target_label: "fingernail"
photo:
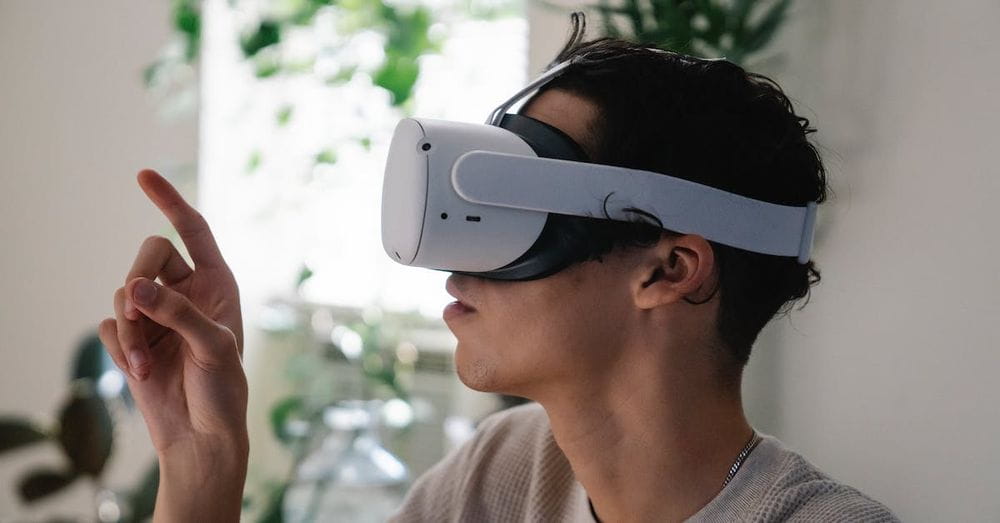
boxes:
[128,350,149,379]
[134,280,157,306]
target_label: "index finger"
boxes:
[137,169,225,269]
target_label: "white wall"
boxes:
[530,1,1000,521]
[0,1,196,518]
[751,2,1000,521]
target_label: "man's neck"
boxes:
[535,352,753,522]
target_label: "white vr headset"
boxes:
[381,59,818,281]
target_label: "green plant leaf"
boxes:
[647,0,693,54]
[315,149,337,165]
[276,105,294,127]
[72,333,112,382]
[732,0,757,29]
[383,6,434,56]
[128,461,160,523]
[324,65,359,86]
[283,57,316,74]
[270,396,305,445]
[296,265,314,290]
[173,0,202,62]
[741,0,791,54]
[71,332,133,408]
[0,417,49,455]
[255,55,282,78]
[58,382,113,478]
[593,2,626,37]
[585,0,792,65]
[18,468,77,503]
[623,0,647,38]
[241,20,283,58]
[247,150,263,173]
[173,1,200,35]
[694,1,728,43]
[373,54,420,106]
[256,484,288,523]
[143,60,163,88]
[289,0,335,25]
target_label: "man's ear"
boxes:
[634,234,717,310]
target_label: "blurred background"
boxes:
[1,0,998,521]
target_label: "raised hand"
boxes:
[97,169,248,522]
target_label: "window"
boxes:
[199,1,526,319]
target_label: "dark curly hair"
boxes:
[524,15,827,368]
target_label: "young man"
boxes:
[99,21,897,523]
[388,30,898,523]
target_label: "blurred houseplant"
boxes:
[246,297,421,522]
[582,0,791,66]
[146,0,440,159]
[0,334,158,523]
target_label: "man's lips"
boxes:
[445,275,478,311]
[443,301,477,321]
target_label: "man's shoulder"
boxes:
[743,437,899,522]
[693,435,897,522]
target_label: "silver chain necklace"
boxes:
[721,430,761,489]
[587,430,764,522]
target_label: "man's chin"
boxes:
[455,353,501,393]
[453,342,535,397]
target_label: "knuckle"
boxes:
[194,341,236,373]
[141,234,171,253]
[214,324,237,347]
[166,294,191,322]
[169,295,204,332]
[187,325,239,374]
[180,211,209,237]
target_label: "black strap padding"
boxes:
[499,113,589,162]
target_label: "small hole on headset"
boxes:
[465,216,481,222]
[440,213,448,219]
[421,143,432,151]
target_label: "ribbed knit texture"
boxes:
[390,403,898,522]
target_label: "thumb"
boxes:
[126,277,238,369]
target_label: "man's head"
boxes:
[445,24,827,398]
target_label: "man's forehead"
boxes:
[522,89,600,159]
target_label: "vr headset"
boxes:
[381,59,818,281]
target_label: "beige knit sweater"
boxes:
[390,403,898,522]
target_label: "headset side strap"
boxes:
[453,150,816,261]
[798,201,818,263]
[486,60,576,126]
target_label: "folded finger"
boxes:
[115,286,152,381]
[136,169,226,270]
[124,235,194,320]
[98,318,129,375]
[127,277,237,370]
[127,235,193,286]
